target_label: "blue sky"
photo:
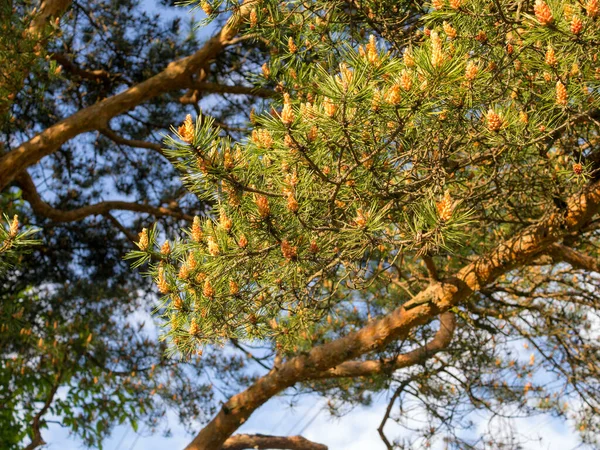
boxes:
[44,393,582,450]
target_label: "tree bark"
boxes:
[222,434,327,450]
[313,311,456,379]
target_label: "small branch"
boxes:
[377,380,411,450]
[16,171,192,222]
[222,434,327,450]
[186,82,275,99]
[100,127,166,157]
[24,356,67,450]
[230,338,272,371]
[51,53,113,82]
[104,213,137,244]
[422,255,438,282]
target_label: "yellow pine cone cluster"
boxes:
[281,239,297,261]
[220,210,232,232]
[192,216,203,243]
[556,81,568,106]
[442,21,457,39]
[366,34,378,64]
[262,63,270,78]
[178,114,195,144]
[9,215,19,237]
[571,15,583,34]
[200,1,212,15]
[229,280,239,295]
[385,84,402,105]
[286,193,299,212]
[486,109,503,132]
[400,70,412,91]
[189,318,200,336]
[157,267,169,294]
[586,0,598,18]
[545,46,557,66]
[430,31,445,68]
[178,263,190,280]
[288,36,298,53]
[207,236,220,256]
[465,61,478,81]
[354,208,368,228]
[371,89,382,111]
[403,49,415,67]
[322,97,337,117]
[281,93,294,125]
[255,195,270,218]
[249,8,258,28]
[359,35,379,64]
[203,279,214,298]
[336,63,354,89]
[251,128,274,148]
[436,191,455,222]
[137,228,149,251]
[534,0,553,25]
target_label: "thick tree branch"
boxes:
[184,180,600,450]
[16,172,192,222]
[314,312,456,379]
[547,243,600,272]
[0,0,255,191]
[221,434,327,450]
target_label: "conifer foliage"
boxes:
[128,0,600,447]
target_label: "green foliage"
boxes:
[133,0,599,349]
[1,0,271,447]
[129,0,600,446]
[0,213,39,275]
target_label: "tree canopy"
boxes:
[3,0,600,449]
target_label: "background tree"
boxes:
[128,0,600,449]
[1,0,275,448]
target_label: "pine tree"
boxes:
[129,0,600,448]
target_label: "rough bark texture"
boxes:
[184,180,600,450]
[315,312,456,379]
[221,434,327,450]
[548,243,600,272]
